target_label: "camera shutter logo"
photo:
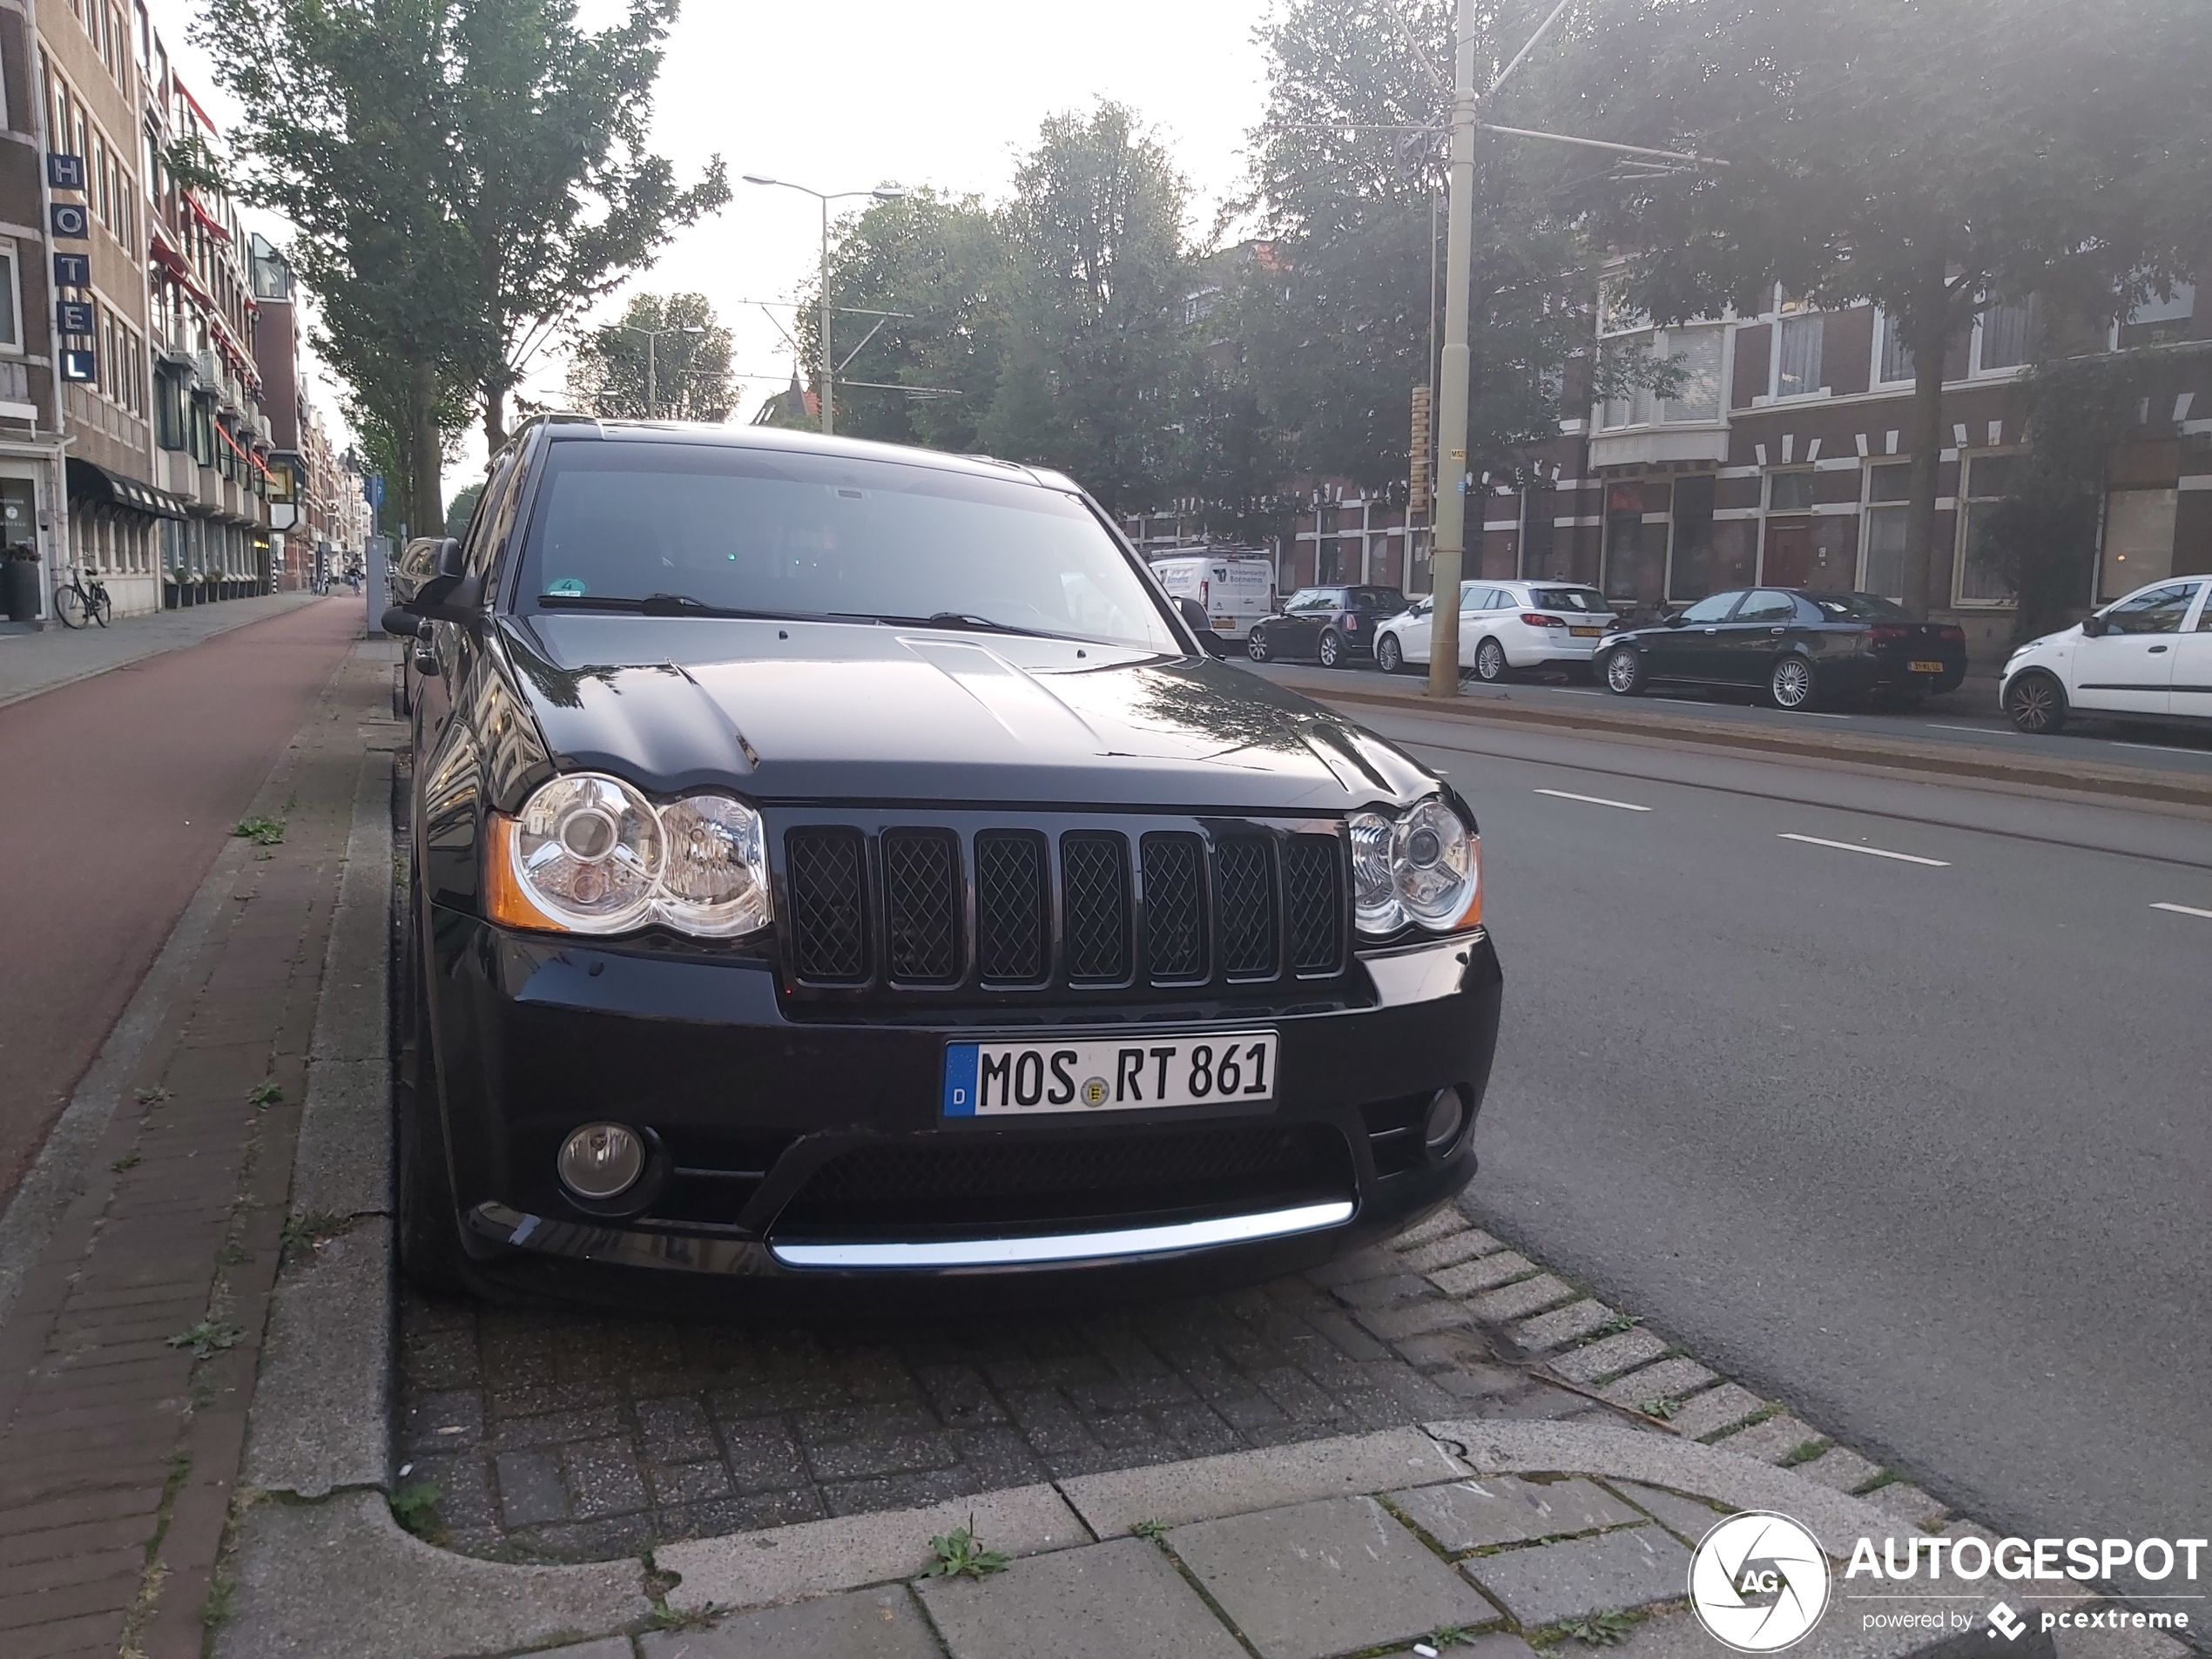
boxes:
[1689,1512,1832,1652]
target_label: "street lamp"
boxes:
[620,320,707,420]
[741,173,908,435]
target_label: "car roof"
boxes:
[532,414,1077,494]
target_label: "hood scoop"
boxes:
[895,636,1108,754]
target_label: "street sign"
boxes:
[56,300,94,337]
[46,152,86,190]
[50,203,88,239]
[1408,385,1433,516]
[363,474,385,510]
[59,350,96,382]
[52,253,89,287]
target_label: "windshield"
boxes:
[1530,587,1613,613]
[1804,592,1909,620]
[1347,587,1406,610]
[516,442,1179,652]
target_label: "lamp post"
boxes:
[621,320,707,420]
[741,174,908,434]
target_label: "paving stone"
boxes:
[917,1535,1245,1659]
[1864,1480,1947,1527]
[643,1583,938,1659]
[1355,1298,1479,1342]
[1390,1474,1645,1551]
[1170,1495,1496,1659]
[1796,1445,1884,1494]
[495,1449,570,1527]
[563,1438,649,1519]
[1399,1229,1509,1275]
[1464,1275,1579,1324]
[1545,1331,1666,1386]
[635,1398,718,1463]
[1512,1301,1617,1354]
[1707,1415,1823,1467]
[1599,1359,1720,1411]
[1460,1525,1693,1629]
[1429,1251,1537,1298]
[1608,1481,1734,1546]
[1392,1210,1474,1251]
[1663,1384,1766,1443]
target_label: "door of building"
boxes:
[1762,518,1815,586]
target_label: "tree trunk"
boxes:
[1898,261,1953,622]
[408,361,445,543]
[482,380,507,457]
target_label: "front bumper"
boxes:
[422,908,1503,1298]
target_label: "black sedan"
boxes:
[383,420,1501,1305]
[1244,584,1407,669]
[1597,588,1967,710]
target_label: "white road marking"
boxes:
[1534,788,1651,813]
[1777,833,1949,867]
[1551,687,1604,697]
[1926,723,2006,736]
[2150,901,2212,920]
[2109,739,2212,758]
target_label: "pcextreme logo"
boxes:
[1689,1512,1832,1652]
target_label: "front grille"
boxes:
[780,818,1347,998]
[1062,833,1131,983]
[884,830,961,984]
[786,828,868,982]
[775,1123,1353,1230]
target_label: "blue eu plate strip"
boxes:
[941,1044,979,1117]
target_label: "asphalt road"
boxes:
[1345,698,2210,1553]
[0,597,362,1198]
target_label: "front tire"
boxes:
[1474,637,1509,683]
[1244,626,1271,664]
[1769,653,1817,711]
[54,586,85,629]
[395,876,471,1298]
[1318,629,1345,669]
[1376,633,1405,675]
[1603,644,1644,696]
[2004,671,2067,734]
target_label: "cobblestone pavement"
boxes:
[398,1221,1615,1564]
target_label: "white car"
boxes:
[1374,580,1619,682]
[2000,575,2212,734]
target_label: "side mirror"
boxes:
[1175,596,1227,658]
[403,537,483,624]
[381,606,422,638]
[2080,614,2108,637]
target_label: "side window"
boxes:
[469,446,538,582]
[1284,589,1318,612]
[2195,583,2212,632]
[1737,590,1798,623]
[1678,591,1742,624]
[2103,583,2196,635]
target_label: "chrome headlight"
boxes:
[496,772,770,939]
[1350,796,1482,938]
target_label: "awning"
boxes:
[67,458,192,521]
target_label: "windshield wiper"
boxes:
[538,592,817,622]
[839,610,1066,641]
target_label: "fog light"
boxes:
[557,1123,644,1200]
[1422,1088,1466,1154]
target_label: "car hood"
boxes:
[499,615,1436,812]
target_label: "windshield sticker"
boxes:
[545,577,587,597]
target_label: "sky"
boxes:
[156,0,1280,509]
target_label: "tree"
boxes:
[1564,0,2212,616]
[566,293,736,421]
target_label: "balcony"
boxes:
[1588,421,1730,470]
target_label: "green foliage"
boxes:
[233,817,285,845]
[922,1516,1009,1581]
[167,1319,246,1359]
[567,293,737,422]
[389,1480,445,1542]
[248,1081,283,1107]
[1557,1610,1640,1646]
[1131,1518,1170,1540]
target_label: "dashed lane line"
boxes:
[2149,900,2212,920]
[1534,787,1651,813]
[1777,832,1950,867]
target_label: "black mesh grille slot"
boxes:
[1283,834,1344,975]
[786,828,870,983]
[975,832,1049,983]
[882,830,961,984]
[1061,833,1131,983]
[1214,837,1278,980]
[1142,833,1206,983]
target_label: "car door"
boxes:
[2069,582,2195,713]
[2160,581,2212,724]
[1269,589,1318,656]
[1718,590,1803,684]
[1648,590,1743,680]
[1458,585,1509,666]
[1394,596,1435,662]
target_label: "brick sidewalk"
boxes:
[0,641,388,1659]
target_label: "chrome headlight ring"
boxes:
[1349,794,1481,941]
[502,772,771,939]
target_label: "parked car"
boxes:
[1597,588,1967,710]
[1147,550,1276,644]
[1375,580,1618,681]
[1244,585,1407,668]
[2000,576,2212,735]
[382,419,1501,1304]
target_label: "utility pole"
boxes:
[741,177,909,436]
[1426,0,1479,700]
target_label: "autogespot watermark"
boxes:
[1689,1515,2207,1650]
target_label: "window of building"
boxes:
[1666,473,1720,601]
[1862,462,1912,597]
[1956,453,2021,604]
[2119,282,2194,350]
[1976,297,2038,372]
[1776,314,1823,399]
[1768,470,1816,513]
[1661,326,1724,423]
[2100,488,2177,600]
[1877,313,1915,384]
[0,240,21,351]
[1519,480,1556,577]
[189,392,213,466]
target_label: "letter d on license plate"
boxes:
[943,1032,1278,1116]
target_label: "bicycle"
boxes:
[53,564,112,629]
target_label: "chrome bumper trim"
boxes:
[768,1199,1356,1270]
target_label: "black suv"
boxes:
[1245,585,1408,669]
[385,419,1501,1302]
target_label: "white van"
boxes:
[1148,550,1276,644]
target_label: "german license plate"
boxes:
[942,1032,1278,1116]
[1569,625,1605,637]
[1909,659,1945,673]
